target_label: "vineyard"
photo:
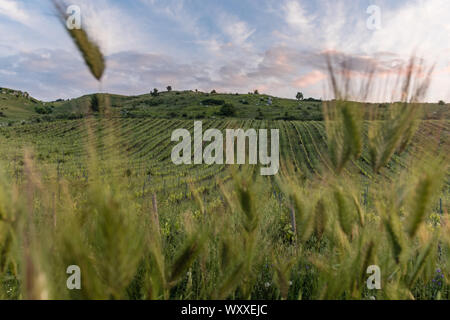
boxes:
[1,117,448,214]
[0,103,449,300]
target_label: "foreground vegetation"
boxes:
[0,108,448,299]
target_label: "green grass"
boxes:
[0,88,40,121]
[0,113,448,299]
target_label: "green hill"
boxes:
[1,87,448,124]
[0,87,41,121]
[52,90,323,121]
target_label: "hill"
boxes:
[0,88,448,125]
[51,90,324,121]
[0,87,41,121]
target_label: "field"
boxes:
[0,109,448,299]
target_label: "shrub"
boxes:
[35,105,53,115]
[145,99,163,107]
[201,99,225,106]
[151,88,159,97]
[219,103,236,116]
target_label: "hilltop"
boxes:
[0,88,448,124]
[51,90,323,121]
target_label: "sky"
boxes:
[0,0,449,102]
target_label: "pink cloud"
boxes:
[293,70,326,87]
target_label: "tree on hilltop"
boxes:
[151,88,159,97]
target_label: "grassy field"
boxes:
[0,109,448,299]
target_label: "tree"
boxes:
[254,89,259,95]
[438,100,445,105]
[211,89,217,94]
[151,88,159,97]
[167,86,172,92]
[296,92,304,101]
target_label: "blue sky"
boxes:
[0,0,449,102]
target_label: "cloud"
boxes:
[62,0,154,55]
[218,14,256,46]
[0,0,29,25]
[293,70,326,87]
[0,49,99,100]
[283,1,314,33]
[0,43,434,103]
[1,0,447,102]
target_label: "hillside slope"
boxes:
[0,87,41,121]
[52,90,323,121]
[1,87,448,123]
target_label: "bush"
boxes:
[55,112,84,120]
[35,105,53,115]
[144,99,163,107]
[219,103,236,117]
[201,99,225,106]
[303,97,322,102]
[151,88,159,97]
[438,100,445,105]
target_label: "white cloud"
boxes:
[1,0,447,102]
[0,0,29,25]
[219,15,255,46]
[362,0,450,60]
[272,0,449,101]
[65,0,153,55]
[283,1,314,33]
